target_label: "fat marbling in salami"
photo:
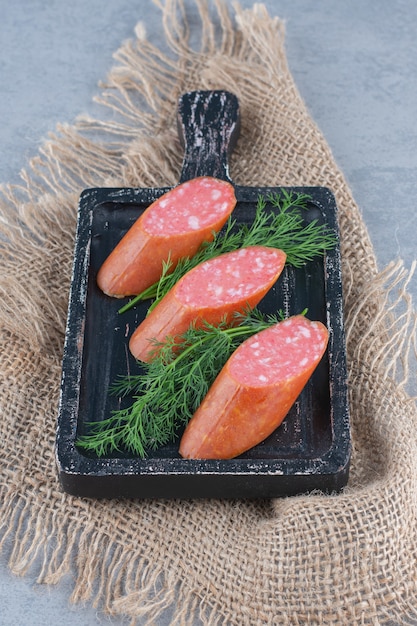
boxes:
[179,315,329,459]
[129,246,287,362]
[97,176,237,297]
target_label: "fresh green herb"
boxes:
[76,309,286,458]
[118,190,336,314]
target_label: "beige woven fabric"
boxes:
[0,2,416,624]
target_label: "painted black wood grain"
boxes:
[56,91,350,499]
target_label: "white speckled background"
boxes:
[0,1,416,624]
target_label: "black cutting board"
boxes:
[56,90,350,499]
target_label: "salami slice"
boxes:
[97,176,236,298]
[129,246,287,362]
[179,315,329,460]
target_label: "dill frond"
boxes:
[118,190,335,315]
[76,310,281,458]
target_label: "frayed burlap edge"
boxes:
[0,2,416,625]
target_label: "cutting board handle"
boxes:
[177,90,240,183]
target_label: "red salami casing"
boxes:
[129,246,287,362]
[97,176,237,297]
[179,315,329,460]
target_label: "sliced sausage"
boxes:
[129,246,287,362]
[179,315,329,459]
[97,176,237,297]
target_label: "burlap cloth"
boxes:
[0,2,416,624]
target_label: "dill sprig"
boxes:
[118,190,335,314]
[76,309,285,458]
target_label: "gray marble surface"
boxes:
[0,1,416,624]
